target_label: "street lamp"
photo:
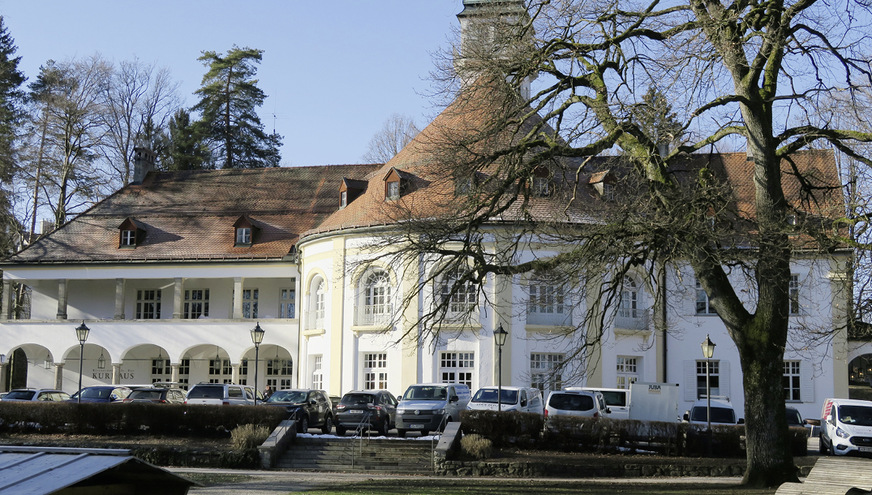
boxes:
[75,321,90,404]
[250,322,265,405]
[494,324,509,412]
[700,334,716,454]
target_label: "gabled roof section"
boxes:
[3,164,380,265]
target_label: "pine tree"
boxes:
[0,16,25,256]
[192,46,282,168]
[162,108,210,171]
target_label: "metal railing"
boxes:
[347,411,372,468]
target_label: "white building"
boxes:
[0,0,851,421]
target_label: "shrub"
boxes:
[460,433,493,460]
[460,410,543,447]
[230,424,270,451]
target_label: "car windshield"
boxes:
[472,388,518,404]
[549,393,594,411]
[341,393,376,406]
[837,405,872,426]
[128,390,163,400]
[187,386,223,399]
[690,406,736,424]
[81,388,113,399]
[786,408,803,426]
[600,391,627,407]
[4,390,35,400]
[267,391,308,403]
[403,386,447,401]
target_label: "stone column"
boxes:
[54,363,65,390]
[56,279,68,320]
[231,363,241,384]
[0,362,7,391]
[173,278,183,319]
[114,278,126,320]
[1,280,12,320]
[171,363,180,383]
[112,363,121,385]
[233,277,244,319]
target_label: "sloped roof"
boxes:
[0,446,195,495]
[5,165,380,264]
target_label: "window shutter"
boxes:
[684,361,697,401]
[800,360,814,403]
[720,360,731,400]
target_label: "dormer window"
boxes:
[455,176,474,195]
[590,170,615,200]
[340,190,348,208]
[236,227,252,245]
[339,177,367,209]
[532,176,551,197]
[233,215,257,247]
[387,180,400,200]
[117,217,144,249]
[603,183,615,201]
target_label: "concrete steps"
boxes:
[275,436,436,474]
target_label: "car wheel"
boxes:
[397,429,407,438]
[376,419,387,436]
[297,415,309,433]
[818,434,827,454]
[335,425,346,436]
[438,417,451,432]
[321,415,333,435]
[420,430,428,436]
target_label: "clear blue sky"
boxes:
[0,0,461,166]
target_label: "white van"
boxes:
[467,386,543,415]
[571,387,630,420]
[820,398,872,455]
[395,383,471,437]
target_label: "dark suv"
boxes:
[263,389,334,433]
[334,390,397,436]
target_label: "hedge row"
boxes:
[0,402,287,437]
[459,410,810,457]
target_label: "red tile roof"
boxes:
[5,165,380,264]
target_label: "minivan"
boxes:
[467,386,543,415]
[820,398,872,455]
[571,387,630,420]
[544,389,610,430]
[683,398,743,426]
[185,383,261,405]
[395,383,471,437]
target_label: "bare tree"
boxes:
[354,0,872,487]
[102,59,180,186]
[362,113,419,163]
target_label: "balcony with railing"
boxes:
[614,308,650,332]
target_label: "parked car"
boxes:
[570,387,630,420]
[683,398,743,426]
[334,390,397,436]
[467,386,543,414]
[544,389,609,430]
[69,385,132,403]
[395,383,470,437]
[2,388,70,402]
[122,386,187,404]
[786,406,804,427]
[263,389,334,433]
[185,383,259,405]
[819,398,872,455]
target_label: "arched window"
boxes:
[361,270,392,325]
[308,277,326,329]
[618,277,638,319]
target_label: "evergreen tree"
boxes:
[629,87,684,153]
[0,16,25,256]
[192,46,282,168]
[162,108,210,171]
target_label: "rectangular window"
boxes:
[440,270,477,316]
[387,181,400,200]
[696,360,720,399]
[242,289,258,319]
[178,358,190,390]
[267,358,292,376]
[240,358,248,377]
[279,286,296,318]
[312,356,323,390]
[789,275,800,315]
[695,279,716,315]
[784,360,801,401]
[236,227,251,245]
[363,353,388,390]
[151,357,170,378]
[340,190,348,207]
[530,353,563,392]
[528,283,564,315]
[136,290,161,319]
[532,176,550,197]
[439,351,474,388]
[184,289,210,319]
[616,356,639,389]
[121,230,136,246]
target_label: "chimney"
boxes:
[40,220,54,235]
[132,147,155,185]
